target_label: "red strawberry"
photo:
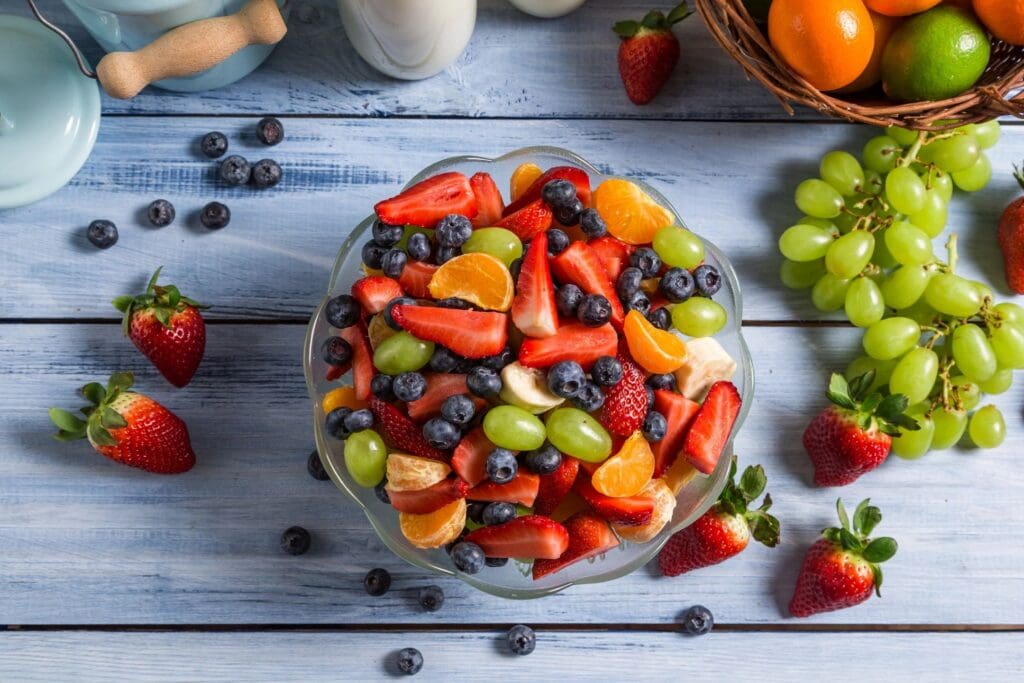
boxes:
[496,198,554,241]
[397,261,438,299]
[588,236,635,282]
[512,231,559,338]
[518,322,617,370]
[650,389,700,477]
[387,477,469,514]
[391,305,508,359]
[503,166,592,217]
[451,427,494,487]
[684,381,742,474]
[659,459,779,576]
[533,455,580,516]
[369,398,448,462]
[339,322,374,401]
[374,172,477,227]
[406,374,486,422]
[468,471,541,507]
[49,372,195,474]
[325,363,349,382]
[112,268,208,388]
[351,276,403,315]
[998,164,1024,294]
[600,353,648,437]
[470,172,505,227]
[532,512,619,580]
[551,242,625,327]
[575,476,654,526]
[790,498,898,617]
[613,4,692,105]
[465,515,569,560]
[803,373,918,487]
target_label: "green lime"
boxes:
[881,6,990,102]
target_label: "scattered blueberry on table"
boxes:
[307,450,329,481]
[251,159,282,189]
[681,605,714,636]
[86,219,118,249]
[219,155,252,186]
[395,647,423,676]
[255,116,284,146]
[363,568,391,597]
[200,131,228,159]
[280,526,311,556]
[507,624,536,656]
[417,585,444,612]
[200,202,231,230]
[147,199,175,227]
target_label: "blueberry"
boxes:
[418,585,444,612]
[371,374,396,401]
[372,220,404,247]
[486,448,518,484]
[321,336,352,366]
[625,290,651,315]
[648,307,672,331]
[660,267,696,303]
[509,257,523,281]
[200,202,231,229]
[325,408,353,440]
[547,360,586,399]
[251,159,282,189]
[435,214,473,247]
[256,116,284,146]
[86,219,118,249]
[682,605,714,636]
[579,208,607,238]
[630,247,661,278]
[541,179,577,210]
[524,444,562,475]
[361,241,388,269]
[590,356,623,387]
[436,297,474,310]
[200,131,228,159]
[364,567,391,596]
[428,346,461,373]
[407,232,432,262]
[644,385,655,408]
[694,264,722,297]
[480,346,514,371]
[467,366,502,398]
[307,450,329,481]
[572,381,605,412]
[451,541,486,574]
[546,228,570,256]
[482,501,517,526]
[384,296,417,330]
[577,294,612,327]
[642,410,668,442]
[219,154,251,185]
[507,624,536,656]
[423,418,461,450]
[441,394,476,426]
[147,199,175,227]
[554,198,583,226]
[556,284,585,318]
[325,294,360,329]
[374,480,391,504]
[280,526,310,555]
[396,647,423,675]
[616,267,643,301]
[454,357,477,374]
[485,556,508,567]
[393,372,427,402]
[646,373,676,391]
[344,408,374,433]
[381,249,408,278]
[435,245,460,265]
[467,501,488,525]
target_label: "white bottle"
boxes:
[507,0,588,18]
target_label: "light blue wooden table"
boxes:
[2,1,1022,680]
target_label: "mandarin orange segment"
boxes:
[510,163,543,203]
[399,498,467,548]
[661,455,698,496]
[623,310,688,374]
[428,253,514,311]
[322,386,368,414]
[592,179,675,245]
[386,453,451,492]
[614,478,677,543]
[591,431,655,498]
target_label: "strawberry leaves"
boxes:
[715,457,781,548]
[613,2,692,38]
[826,372,919,437]
[823,498,898,596]
[49,372,137,447]
[113,267,209,334]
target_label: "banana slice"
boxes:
[499,362,565,414]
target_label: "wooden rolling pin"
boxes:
[96,0,287,99]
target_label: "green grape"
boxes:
[863,317,921,360]
[923,273,982,318]
[885,221,933,265]
[372,331,434,374]
[950,375,981,411]
[825,231,874,279]
[951,323,997,382]
[863,135,901,174]
[885,167,927,215]
[995,302,1024,326]
[972,120,1001,149]
[909,190,948,238]
[890,347,939,405]
[862,169,884,196]
[881,265,930,309]
[833,211,858,234]
[968,405,1006,449]
[845,355,898,392]
[951,153,991,193]
[483,405,546,451]
[795,179,844,219]
[923,168,954,202]
[652,226,705,269]
[898,298,940,326]
[344,429,387,487]
[978,368,1013,395]
[811,273,852,312]
[920,134,980,173]
[462,227,523,267]
[972,280,993,304]
[671,298,727,337]
[885,126,920,147]
[780,259,826,290]
[891,405,934,460]
[779,224,834,262]
[871,228,899,269]
[988,323,1024,369]
[845,277,885,328]
[796,216,839,233]
[544,407,612,462]
[931,407,968,450]
[820,150,865,196]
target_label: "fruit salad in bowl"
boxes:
[304,147,753,598]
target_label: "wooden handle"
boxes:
[95,0,286,99]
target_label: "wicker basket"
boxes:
[695,0,1024,130]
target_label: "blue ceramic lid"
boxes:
[0,14,101,209]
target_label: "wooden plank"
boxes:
[2,323,1022,625]
[2,117,1020,321]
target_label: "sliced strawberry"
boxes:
[532,512,618,580]
[470,172,505,227]
[503,166,592,217]
[391,305,508,359]
[398,261,438,299]
[511,232,559,338]
[518,322,617,370]
[684,381,742,475]
[465,515,569,560]
[551,242,625,327]
[370,398,448,462]
[325,362,349,382]
[651,389,701,477]
[388,477,469,514]
[496,199,553,241]
[352,276,404,316]
[339,322,374,401]
[374,172,478,227]
[406,374,486,422]
[575,477,654,526]
[468,471,541,507]
[533,456,580,516]
[599,353,648,437]
[588,236,635,282]
[451,427,494,487]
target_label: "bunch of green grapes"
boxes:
[778,120,1016,455]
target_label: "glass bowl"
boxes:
[303,147,754,599]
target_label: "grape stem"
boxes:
[898,131,927,169]
[945,233,959,275]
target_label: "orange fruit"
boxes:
[428,253,514,311]
[661,455,698,495]
[973,0,1024,44]
[623,310,688,374]
[367,313,398,350]
[399,498,467,548]
[591,431,655,498]
[768,0,876,91]
[510,163,543,202]
[613,478,677,543]
[837,11,903,92]
[322,385,368,414]
[865,0,941,14]
[592,179,675,245]
[386,453,451,492]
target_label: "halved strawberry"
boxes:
[398,261,438,299]
[511,232,559,338]
[370,398,448,462]
[391,305,508,359]
[684,381,742,475]
[518,322,617,370]
[468,471,541,507]
[352,276,404,316]
[588,236,635,282]
[651,389,700,477]
[375,172,478,227]
[465,515,569,560]
[451,427,494,487]
[470,172,505,227]
[325,363,349,382]
[503,166,592,217]
[496,199,553,241]
[339,322,374,401]
[407,374,486,422]
[551,242,625,327]
[575,476,654,526]
[533,456,580,516]
[388,477,469,514]
[599,353,648,437]
[532,512,618,580]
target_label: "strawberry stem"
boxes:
[1014,163,1024,192]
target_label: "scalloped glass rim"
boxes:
[303,146,755,599]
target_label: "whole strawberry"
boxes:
[659,458,779,576]
[49,372,196,474]
[613,3,692,105]
[803,372,918,487]
[997,163,1024,294]
[789,498,897,618]
[113,267,208,387]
